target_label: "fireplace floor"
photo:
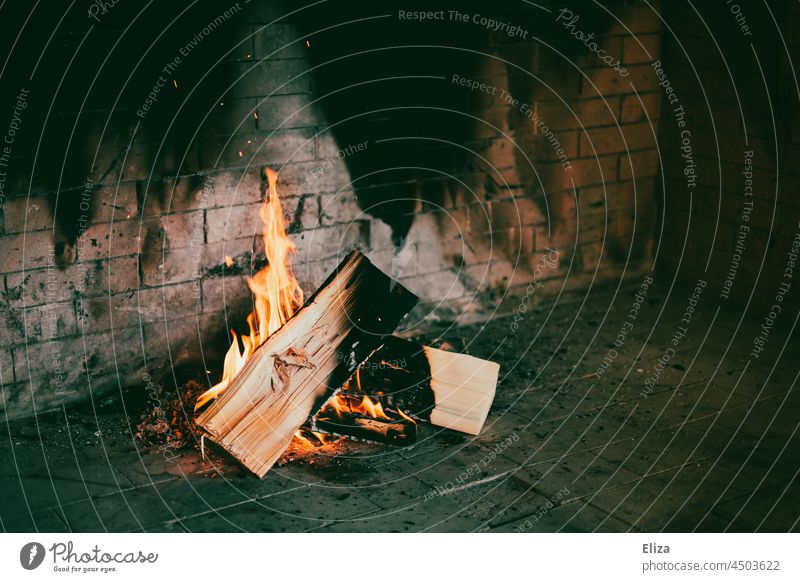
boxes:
[2,283,799,532]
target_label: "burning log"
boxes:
[314,415,416,446]
[195,251,418,477]
[311,393,417,445]
[337,336,499,435]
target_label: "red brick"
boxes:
[154,211,205,252]
[621,93,661,123]
[0,231,56,273]
[138,174,211,217]
[290,222,370,262]
[2,195,54,233]
[489,198,544,229]
[287,194,321,230]
[77,219,144,261]
[21,301,78,344]
[579,179,654,214]
[80,293,143,335]
[6,256,140,306]
[623,34,660,65]
[141,246,202,287]
[90,183,139,224]
[581,64,658,97]
[135,283,200,323]
[207,203,262,243]
[579,122,655,156]
[561,155,619,188]
[200,238,256,273]
[319,191,362,226]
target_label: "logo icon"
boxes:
[20,542,45,570]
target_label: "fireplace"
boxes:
[0,0,798,534]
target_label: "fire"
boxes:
[195,168,303,411]
[321,393,390,420]
[318,369,388,420]
[293,428,337,449]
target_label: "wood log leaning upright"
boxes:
[195,251,418,477]
[339,336,500,435]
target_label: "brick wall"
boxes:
[0,0,663,420]
[657,1,800,319]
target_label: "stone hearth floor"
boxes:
[2,281,799,532]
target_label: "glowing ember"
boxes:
[195,168,303,411]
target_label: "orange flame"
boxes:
[317,364,417,424]
[196,168,303,411]
[320,393,393,421]
[293,428,341,449]
[395,406,416,424]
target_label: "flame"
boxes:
[317,364,418,423]
[395,406,416,424]
[359,395,389,419]
[294,429,312,447]
[196,168,303,411]
[327,395,344,419]
[294,428,340,449]
[320,393,391,421]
